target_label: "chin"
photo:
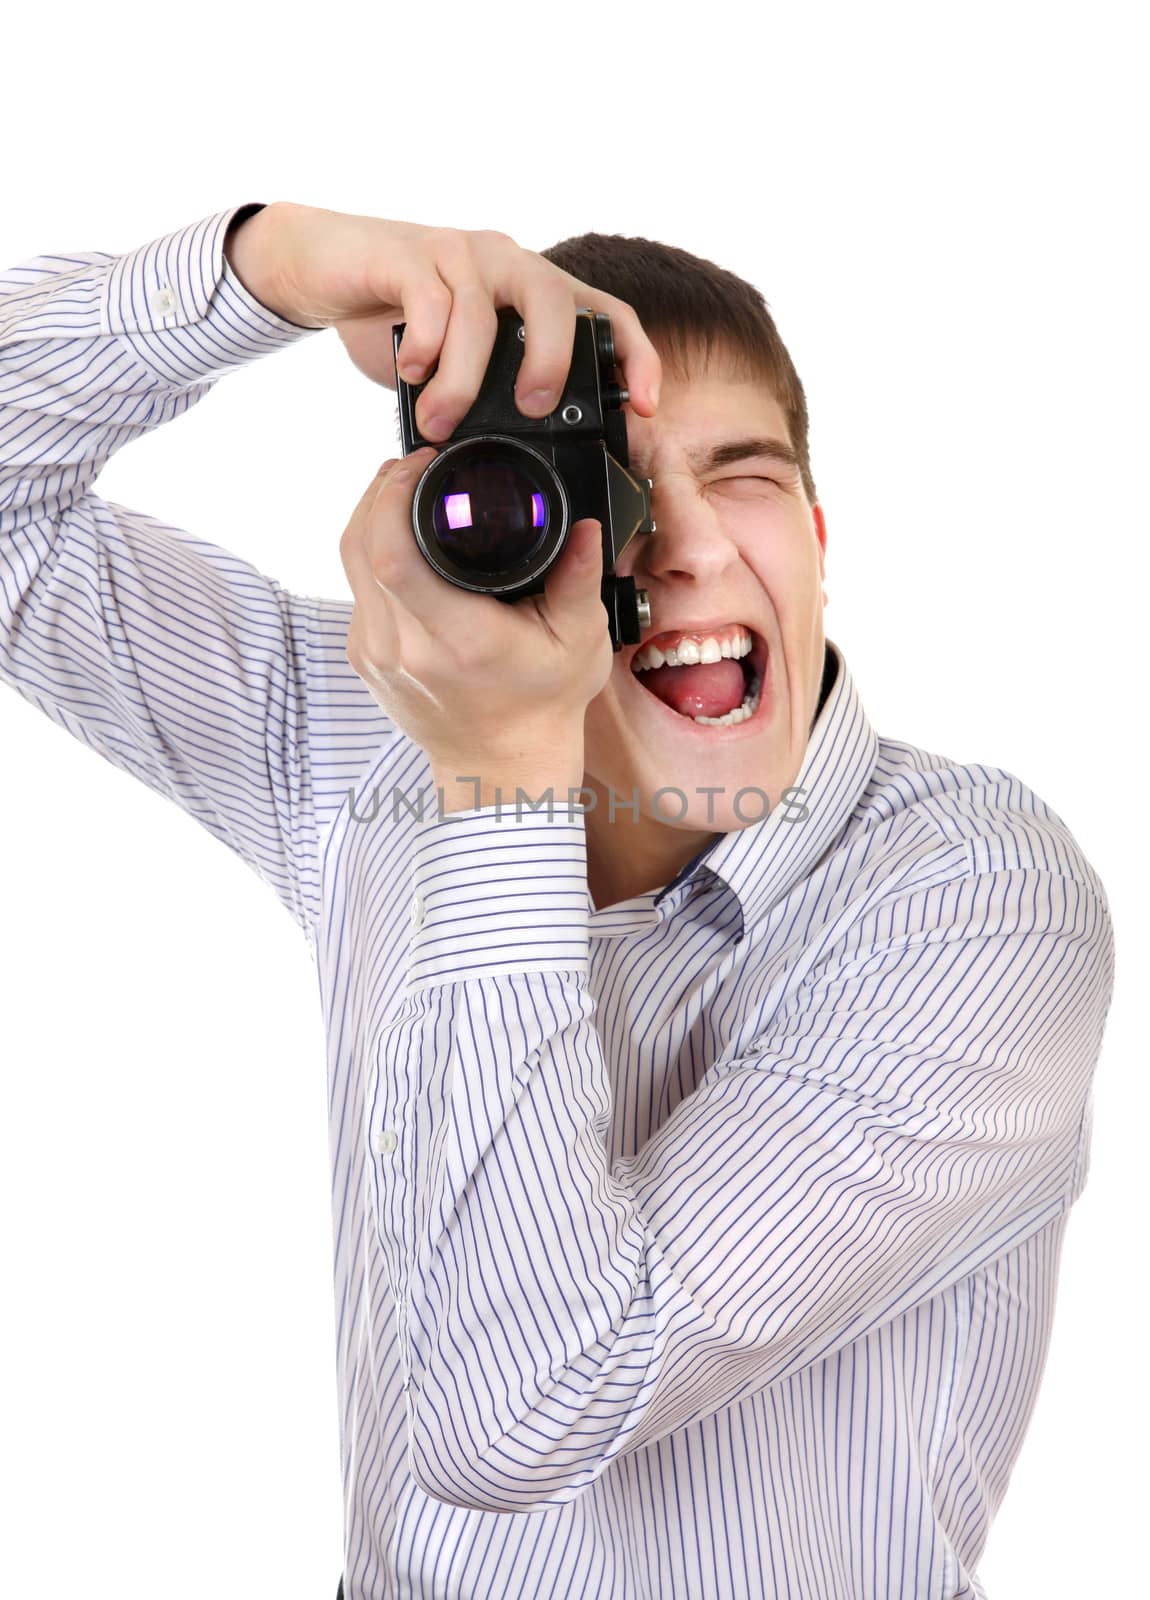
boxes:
[583,761,782,835]
[650,786,775,834]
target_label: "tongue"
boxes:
[641,659,747,719]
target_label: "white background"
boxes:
[1,2,1144,1595]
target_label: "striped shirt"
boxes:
[0,204,1115,1600]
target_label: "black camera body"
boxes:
[392,307,655,651]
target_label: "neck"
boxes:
[582,776,718,911]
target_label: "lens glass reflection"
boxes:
[431,458,548,573]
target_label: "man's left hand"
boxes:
[340,448,614,812]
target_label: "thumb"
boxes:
[543,518,602,609]
[569,517,603,573]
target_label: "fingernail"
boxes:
[522,388,555,415]
[423,415,453,440]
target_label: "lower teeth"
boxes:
[689,670,762,726]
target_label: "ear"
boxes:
[812,503,828,604]
[812,502,827,569]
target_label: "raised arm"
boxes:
[1,201,664,945]
[0,204,387,945]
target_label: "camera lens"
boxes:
[431,457,548,573]
[412,436,568,591]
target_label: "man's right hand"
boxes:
[224,201,662,443]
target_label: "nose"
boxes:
[620,478,741,586]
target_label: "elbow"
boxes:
[407,1392,597,1514]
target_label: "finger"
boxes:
[338,457,399,582]
[416,259,577,436]
[501,270,578,419]
[392,259,454,384]
[340,471,403,675]
[557,278,663,416]
[338,454,429,610]
[339,460,404,651]
[412,274,500,442]
[538,518,604,641]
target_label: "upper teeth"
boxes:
[631,626,754,672]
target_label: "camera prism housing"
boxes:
[392,307,655,651]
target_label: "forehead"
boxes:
[624,364,793,477]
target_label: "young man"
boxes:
[1,201,1114,1600]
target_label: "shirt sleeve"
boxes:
[0,203,379,949]
[371,805,1115,1514]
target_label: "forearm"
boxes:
[224,202,323,329]
[2,205,311,541]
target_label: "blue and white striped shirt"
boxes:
[0,204,1115,1600]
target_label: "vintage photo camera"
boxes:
[392,307,656,651]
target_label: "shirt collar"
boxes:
[649,637,879,942]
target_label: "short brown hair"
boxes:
[540,232,818,506]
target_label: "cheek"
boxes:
[735,525,822,603]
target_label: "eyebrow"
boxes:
[629,435,801,479]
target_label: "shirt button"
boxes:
[151,286,178,316]
[410,891,425,930]
[373,1129,398,1155]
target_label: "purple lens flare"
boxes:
[444,492,472,530]
[429,453,553,576]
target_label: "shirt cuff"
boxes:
[99,202,322,385]
[405,805,592,989]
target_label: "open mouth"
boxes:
[628,627,771,732]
